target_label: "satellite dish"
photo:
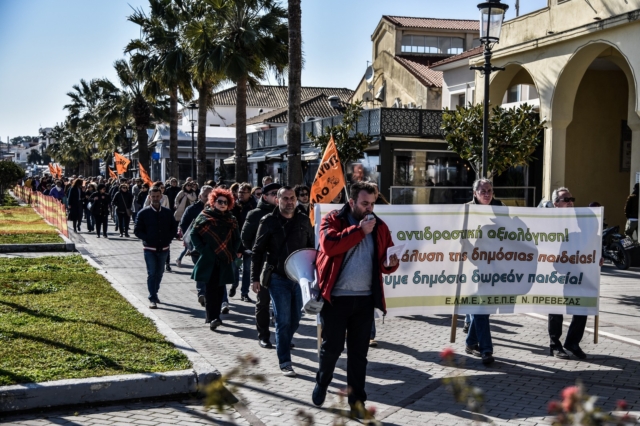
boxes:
[365,66,374,84]
[362,91,373,102]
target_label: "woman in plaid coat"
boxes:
[190,188,241,331]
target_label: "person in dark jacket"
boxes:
[134,187,178,309]
[90,183,111,238]
[137,183,150,208]
[164,178,181,211]
[83,183,96,232]
[251,186,315,376]
[463,178,505,366]
[230,182,255,302]
[190,188,241,330]
[624,183,639,241]
[294,184,310,216]
[67,178,85,232]
[241,183,281,348]
[312,182,398,410]
[113,184,134,237]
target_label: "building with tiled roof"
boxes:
[352,15,480,109]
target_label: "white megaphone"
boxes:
[284,248,324,315]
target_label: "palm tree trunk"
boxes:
[197,82,210,186]
[169,87,179,180]
[134,96,150,176]
[287,0,303,186]
[235,76,248,183]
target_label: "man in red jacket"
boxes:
[312,181,399,417]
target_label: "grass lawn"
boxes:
[0,205,63,245]
[0,255,191,386]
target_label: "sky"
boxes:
[0,0,548,140]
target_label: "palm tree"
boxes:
[287,0,302,185]
[187,0,288,183]
[126,0,193,180]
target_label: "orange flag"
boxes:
[55,164,63,179]
[108,167,117,179]
[48,163,56,176]
[139,162,153,186]
[308,136,346,225]
[114,152,131,175]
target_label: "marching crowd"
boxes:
[17,172,633,418]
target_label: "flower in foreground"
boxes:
[440,347,455,361]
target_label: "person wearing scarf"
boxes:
[190,188,241,331]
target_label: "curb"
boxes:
[0,250,220,413]
[0,241,75,253]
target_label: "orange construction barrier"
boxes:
[13,186,69,238]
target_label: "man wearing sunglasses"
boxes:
[241,183,282,349]
[547,187,587,359]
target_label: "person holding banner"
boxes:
[312,181,399,415]
[464,178,505,365]
[251,186,315,377]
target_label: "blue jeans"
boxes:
[84,208,94,231]
[465,314,471,324]
[144,250,169,301]
[233,253,252,296]
[269,273,303,368]
[465,314,493,355]
[117,211,130,234]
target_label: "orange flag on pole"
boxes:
[308,136,346,225]
[48,163,56,176]
[139,162,153,186]
[55,164,63,179]
[114,152,131,175]
[108,166,117,180]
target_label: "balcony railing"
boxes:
[247,108,445,150]
[389,186,537,207]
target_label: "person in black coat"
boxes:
[112,184,134,237]
[137,183,150,207]
[67,179,85,232]
[134,187,178,308]
[90,183,111,238]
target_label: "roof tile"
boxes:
[244,94,345,125]
[431,46,484,67]
[384,15,479,31]
[211,85,354,108]
[394,55,448,87]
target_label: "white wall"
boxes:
[180,106,278,128]
[440,64,476,109]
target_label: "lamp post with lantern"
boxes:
[471,0,509,178]
[186,102,198,180]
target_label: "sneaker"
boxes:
[198,295,205,307]
[221,302,229,314]
[77,226,81,231]
[369,339,378,348]
[210,319,222,331]
[241,295,255,303]
[176,258,182,267]
[482,352,495,365]
[465,344,481,357]
[124,233,130,237]
[149,301,157,309]
[550,347,570,359]
[281,365,296,377]
[462,322,470,334]
[312,383,328,406]
[97,235,100,238]
[564,345,587,359]
[120,233,123,237]
[165,264,172,272]
[228,286,237,298]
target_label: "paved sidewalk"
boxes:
[2,222,640,425]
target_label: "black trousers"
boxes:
[205,263,225,323]
[548,314,587,349]
[256,284,271,341]
[94,215,108,236]
[316,295,374,406]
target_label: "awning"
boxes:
[223,155,235,165]
[247,152,267,163]
[265,148,288,160]
[302,147,321,161]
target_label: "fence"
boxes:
[13,186,69,238]
[389,186,537,207]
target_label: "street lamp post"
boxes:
[125,126,134,178]
[471,0,509,178]
[186,102,198,180]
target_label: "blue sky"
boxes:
[0,0,547,139]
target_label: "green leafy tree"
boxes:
[26,149,51,165]
[441,103,545,178]
[9,136,37,145]
[307,101,372,195]
[0,161,25,204]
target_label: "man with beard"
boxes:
[312,181,399,417]
[134,187,177,309]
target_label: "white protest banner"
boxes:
[314,204,602,317]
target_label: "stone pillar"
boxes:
[628,119,640,190]
[542,120,570,200]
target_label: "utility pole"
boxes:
[516,0,520,17]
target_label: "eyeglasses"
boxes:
[478,190,493,195]
[239,191,251,194]
[557,197,575,203]
[215,199,228,205]
[266,191,278,197]
[299,193,309,197]
[254,192,262,196]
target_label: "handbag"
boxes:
[87,201,94,212]
[126,208,132,217]
[260,264,275,289]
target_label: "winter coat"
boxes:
[165,185,181,210]
[190,208,241,286]
[251,208,315,283]
[113,190,134,214]
[316,203,399,314]
[134,205,177,251]
[231,200,253,251]
[179,200,205,234]
[49,186,65,201]
[89,191,111,217]
[67,187,84,221]
[137,190,149,207]
[625,193,638,220]
[174,190,197,221]
[241,199,275,251]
